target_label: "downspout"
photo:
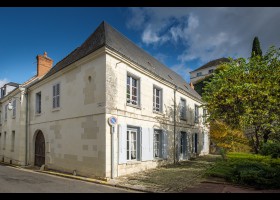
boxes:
[173,85,178,164]
[25,88,29,166]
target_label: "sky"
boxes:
[0,7,280,87]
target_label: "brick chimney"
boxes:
[36,52,53,77]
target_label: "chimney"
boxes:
[36,52,53,77]
[190,82,195,90]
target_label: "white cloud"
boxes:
[126,7,280,78]
[170,64,192,82]
[0,78,8,88]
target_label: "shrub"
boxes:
[260,142,280,159]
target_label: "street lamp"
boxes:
[7,96,21,110]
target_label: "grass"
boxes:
[206,152,280,189]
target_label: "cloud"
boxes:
[126,7,280,80]
[170,64,192,82]
[0,78,8,88]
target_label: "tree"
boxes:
[210,120,250,152]
[203,46,280,153]
[251,36,262,57]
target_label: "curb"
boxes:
[0,161,153,193]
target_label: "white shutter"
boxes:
[162,130,168,159]
[148,128,154,160]
[118,124,127,164]
[141,127,150,161]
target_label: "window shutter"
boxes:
[148,128,154,160]
[118,124,127,164]
[177,131,181,161]
[141,127,149,161]
[56,84,60,108]
[53,85,56,108]
[162,130,168,159]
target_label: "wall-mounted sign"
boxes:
[108,116,117,126]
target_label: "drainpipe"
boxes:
[25,88,29,166]
[173,85,178,164]
[111,125,115,179]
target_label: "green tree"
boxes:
[203,46,280,153]
[251,36,263,57]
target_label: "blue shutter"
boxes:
[177,132,181,161]
[118,124,127,164]
[148,128,154,160]
[141,127,149,161]
[162,130,168,159]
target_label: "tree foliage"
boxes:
[251,36,263,57]
[210,120,250,152]
[203,46,280,153]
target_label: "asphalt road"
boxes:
[0,164,135,193]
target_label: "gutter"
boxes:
[173,85,178,164]
[25,88,29,166]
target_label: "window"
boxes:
[180,98,186,120]
[0,111,2,125]
[180,132,187,160]
[12,100,16,118]
[0,133,1,149]
[11,131,15,152]
[203,109,207,123]
[3,132,6,150]
[154,130,163,158]
[153,87,162,112]
[36,92,42,114]
[127,75,139,106]
[209,69,214,73]
[197,72,202,77]
[53,83,60,109]
[4,104,8,121]
[127,128,138,161]
[195,105,199,123]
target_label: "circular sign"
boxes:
[108,116,118,126]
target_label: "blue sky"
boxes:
[1,7,280,87]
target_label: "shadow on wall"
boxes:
[153,98,205,162]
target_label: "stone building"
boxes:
[0,21,209,179]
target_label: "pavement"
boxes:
[1,161,280,193]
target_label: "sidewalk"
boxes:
[2,158,280,193]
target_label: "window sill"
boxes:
[180,118,187,121]
[126,103,141,110]
[35,113,42,116]
[12,116,16,119]
[153,110,163,115]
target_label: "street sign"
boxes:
[108,116,117,126]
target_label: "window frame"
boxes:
[11,131,15,152]
[36,91,42,114]
[153,86,163,113]
[126,73,140,107]
[209,69,214,74]
[153,129,163,159]
[12,99,16,118]
[4,104,8,121]
[3,131,6,150]
[126,128,139,161]
[195,104,199,123]
[52,83,60,109]
[197,72,202,77]
[179,98,187,120]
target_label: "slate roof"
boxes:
[43,21,201,100]
[190,58,230,73]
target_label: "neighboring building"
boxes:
[189,58,230,84]
[0,21,209,180]
[0,82,20,99]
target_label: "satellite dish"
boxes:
[8,102,13,110]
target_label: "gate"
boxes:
[35,131,45,167]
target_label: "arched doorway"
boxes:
[35,131,45,167]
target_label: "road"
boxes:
[0,164,136,193]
